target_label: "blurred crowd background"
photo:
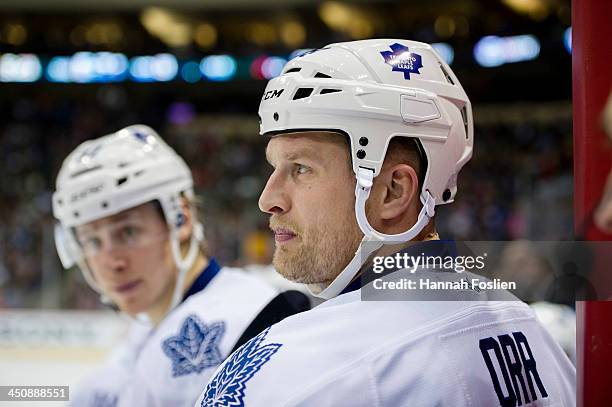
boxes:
[0,0,573,309]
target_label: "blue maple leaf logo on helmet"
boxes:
[78,144,102,162]
[380,43,424,80]
[132,131,150,143]
[201,326,282,407]
[162,315,225,377]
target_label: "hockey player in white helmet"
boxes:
[196,40,575,406]
[53,125,309,407]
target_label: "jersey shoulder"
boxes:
[123,267,280,406]
[200,297,575,407]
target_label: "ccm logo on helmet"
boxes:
[263,89,284,100]
[70,184,104,203]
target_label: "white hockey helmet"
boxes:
[259,39,473,298]
[52,125,203,306]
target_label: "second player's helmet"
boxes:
[259,39,473,298]
[52,125,203,305]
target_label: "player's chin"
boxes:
[272,256,304,282]
[272,254,290,276]
[274,260,324,284]
[112,295,147,315]
[272,242,297,259]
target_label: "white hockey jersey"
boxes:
[70,321,150,407]
[71,259,281,407]
[197,271,576,406]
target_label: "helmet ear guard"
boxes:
[53,223,77,270]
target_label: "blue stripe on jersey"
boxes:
[182,258,221,302]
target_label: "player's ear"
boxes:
[374,163,419,221]
[177,196,194,244]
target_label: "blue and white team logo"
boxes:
[162,315,225,377]
[380,43,424,80]
[78,144,102,161]
[201,326,282,407]
[133,131,151,143]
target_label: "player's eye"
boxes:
[119,225,141,244]
[294,164,311,175]
[80,236,102,253]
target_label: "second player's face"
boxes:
[259,132,363,285]
[75,203,177,316]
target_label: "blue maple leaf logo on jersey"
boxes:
[162,315,225,377]
[201,326,282,407]
[380,43,424,80]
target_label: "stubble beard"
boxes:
[272,215,363,285]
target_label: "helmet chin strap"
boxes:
[169,221,204,311]
[312,167,436,300]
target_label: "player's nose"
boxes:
[259,170,290,215]
[99,250,129,274]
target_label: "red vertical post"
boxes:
[573,1,612,239]
[572,0,612,405]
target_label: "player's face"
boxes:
[259,132,363,285]
[75,202,176,315]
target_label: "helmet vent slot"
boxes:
[285,67,301,74]
[116,176,128,186]
[70,165,101,178]
[460,106,469,139]
[319,88,342,95]
[293,88,314,100]
[438,63,455,85]
[314,72,331,78]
